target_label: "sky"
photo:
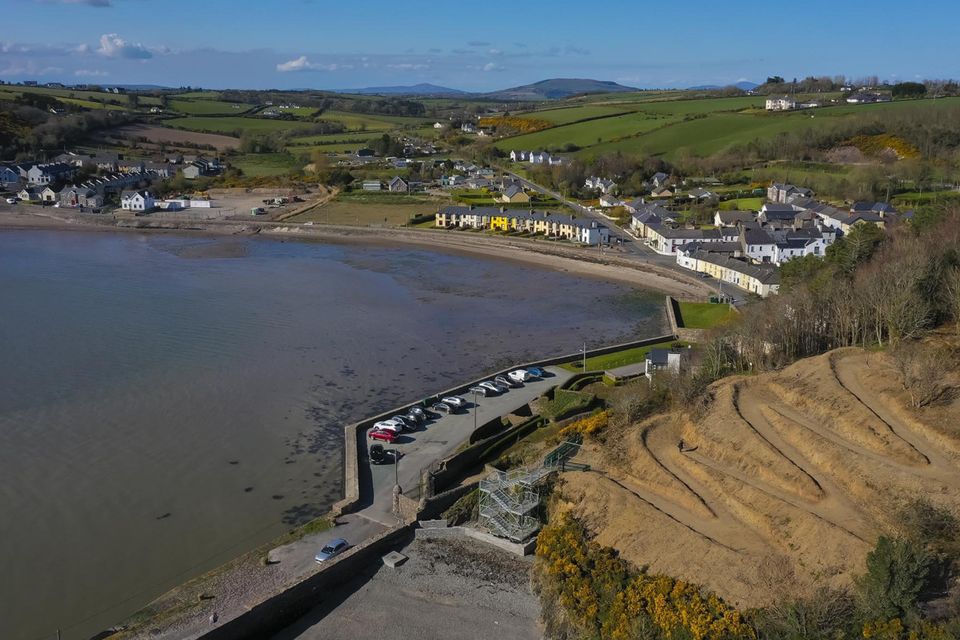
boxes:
[2,0,958,91]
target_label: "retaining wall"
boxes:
[666,295,706,342]
[414,523,539,556]
[330,333,676,517]
[197,524,413,640]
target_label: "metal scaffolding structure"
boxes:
[478,466,550,542]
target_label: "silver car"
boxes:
[314,537,349,563]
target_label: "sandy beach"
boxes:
[0,209,714,299]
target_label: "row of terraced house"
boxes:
[435,206,610,245]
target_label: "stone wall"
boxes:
[197,524,414,640]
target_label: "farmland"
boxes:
[166,116,315,135]
[167,99,254,115]
[229,152,302,177]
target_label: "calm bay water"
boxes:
[0,230,665,640]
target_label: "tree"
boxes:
[856,536,932,622]
[127,93,140,109]
[891,342,953,408]
[892,82,927,99]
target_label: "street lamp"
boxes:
[581,342,587,370]
[472,388,479,432]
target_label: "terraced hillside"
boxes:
[560,348,960,607]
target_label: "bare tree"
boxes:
[891,342,954,409]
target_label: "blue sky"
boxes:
[3,0,958,91]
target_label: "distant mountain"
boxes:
[687,81,759,91]
[484,78,639,100]
[340,83,467,96]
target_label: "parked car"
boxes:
[5,197,18,204]
[314,538,349,563]
[407,406,427,420]
[495,375,519,389]
[431,402,453,414]
[441,396,466,409]
[469,385,494,398]
[526,367,545,379]
[374,420,404,433]
[369,443,392,465]
[479,381,504,394]
[389,415,416,430]
[404,409,425,424]
[507,369,530,384]
[368,428,398,443]
[699,272,711,279]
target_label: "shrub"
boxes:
[856,536,932,622]
[443,488,478,526]
[558,410,610,440]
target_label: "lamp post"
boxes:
[473,388,479,432]
[581,342,587,371]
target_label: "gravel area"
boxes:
[272,537,541,640]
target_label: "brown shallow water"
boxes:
[0,230,665,640]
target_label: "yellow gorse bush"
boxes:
[559,411,610,440]
[536,514,755,640]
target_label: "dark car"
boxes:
[369,443,392,465]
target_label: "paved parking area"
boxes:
[360,367,571,526]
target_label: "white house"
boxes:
[765,96,797,111]
[121,190,155,212]
[599,194,621,208]
[740,228,778,263]
[529,151,549,164]
[645,348,685,379]
[647,225,723,255]
[509,150,528,162]
[27,162,75,186]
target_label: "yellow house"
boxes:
[490,213,510,231]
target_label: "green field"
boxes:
[317,110,428,131]
[676,302,737,329]
[168,99,253,115]
[560,341,687,372]
[517,105,632,125]
[718,197,764,211]
[172,91,223,99]
[167,116,314,135]
[496,111,678,151]
[230,152,302,177]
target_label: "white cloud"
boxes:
[97,33,153,59]
[482,62,504,72]
[276,56,347,72]
[387,63,429,71]
[74,68,109,77]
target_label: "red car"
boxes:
[368,428,398,443]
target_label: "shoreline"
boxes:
[0,211,714,299]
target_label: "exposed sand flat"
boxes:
[0,210,714,298]
[561,348,960,607]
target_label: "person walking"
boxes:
[678,439,685,453]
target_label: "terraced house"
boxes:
[435,206,610,245]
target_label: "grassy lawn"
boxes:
[677,301,737,329]
[560,340,687,372]
[336,191,439,205]
[318,110,428,131]
[287,200,432,226]
[495,111,676,152]
[541,389,594,420]
[516,104,634,125]
[230,152,302,177]
[719,197,764,211]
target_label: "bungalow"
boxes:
[40,186,59,203]
[585,177,617,194]
[441,175,467,188]
[388,176,409,193]
[650,186,673,198]
[18,186,42,202]
[645,348,686,379]
[58,185,103,209]
[121,190,156,212]
[713,210,756,227]
[498,185,530,204]
[599,194,621,208]
[362,180,383,192]
[680,249,781,297]
[687,187,717,201]
[647,225,723,255]
[433,122,445,129]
